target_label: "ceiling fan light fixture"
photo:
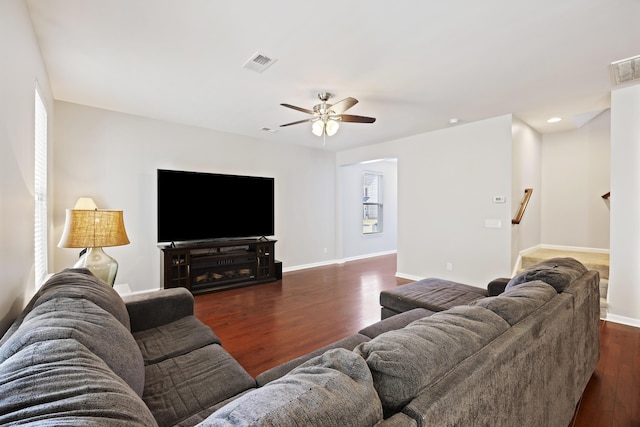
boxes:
[281,92,375,143]
[325,119,339,136]
[311,120,324,136]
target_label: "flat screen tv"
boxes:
[157,169,274,244]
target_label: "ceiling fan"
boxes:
[280,92,376,143]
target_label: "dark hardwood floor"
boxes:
[193,254,640,427]
[571,321,640,426]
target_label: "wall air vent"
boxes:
[242,52,278,73]
[611,55,640,85]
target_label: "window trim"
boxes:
[34,84,48,288]
[362,171,383,235]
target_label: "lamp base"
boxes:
[74,247,118,286]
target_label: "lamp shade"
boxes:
[58,209,130,248]
[73,197,98,210]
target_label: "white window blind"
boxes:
[34,86,48,288]
[362,172,383,234]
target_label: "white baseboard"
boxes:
[113,284,161,297]
[395,272,423,281]
[282,250,397,273]
[519,244,610,255]
[339,250,397,264]
[282,260,337,273]
[604,313,640,329]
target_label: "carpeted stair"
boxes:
[521,248,609,318]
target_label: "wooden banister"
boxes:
[602,191,610,199]
[512,188,533,225]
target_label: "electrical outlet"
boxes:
[446,262,453,271]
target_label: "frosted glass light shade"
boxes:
[311,120,324,136]
[325,120,339,136]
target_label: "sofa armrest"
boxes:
[123,287,194,333]
[487,278,511,296]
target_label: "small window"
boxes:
[363,172,383,234]
[34,86,48,287]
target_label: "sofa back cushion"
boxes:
[133,315,221,365]
[201,348,383,427]
[505,257,587,293]
[0,338,157,426]
[1,269,131,349]
[354,305,509,415]
[470,280,557,325]
[0,297,145,397]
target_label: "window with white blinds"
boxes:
[34,86,48,288]
[362,172,383,234]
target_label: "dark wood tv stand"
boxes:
[159,239,277,294]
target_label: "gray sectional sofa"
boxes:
[0,258,600,426]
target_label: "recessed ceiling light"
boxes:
[547,117,562,123]
[448,118,460,125]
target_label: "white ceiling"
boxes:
[25,0,640,151]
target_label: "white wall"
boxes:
[53,102,337,292]
[338,115,514,287]
[511,117,542,267]
[0,0,54,335]
[541,110,611,249]
[608,84,640,326]
[3,0,634,331]
[339,160,398,260]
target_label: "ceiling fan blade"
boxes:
[280,103,314,115]
[338,114,376,123]
[280,118,315,127]
[329,97,358,114]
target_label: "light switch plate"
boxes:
[485,219,502,228]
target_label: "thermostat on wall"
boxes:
[493,196,506,203]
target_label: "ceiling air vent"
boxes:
[611,55,640,85]
[242,52,278,73]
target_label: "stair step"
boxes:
[522,248,609,280]
[521,248,609,320]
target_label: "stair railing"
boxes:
[512,188,533,225]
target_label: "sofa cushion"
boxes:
[133,315,221,365]
[0,269,131,349]
[173,390,255,427]
[0,338,157,426]
[37,268,131,328]
[506,257,587,293]
[255,333,370,386]
[470,280,557,325]
[379,278,487,314]
[359,308,435,339]
[201,348,384,427]
[355,305,510,415]
[0,296,145,397]
[143,344,256,427]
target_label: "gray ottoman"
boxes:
[380,278,488,319]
